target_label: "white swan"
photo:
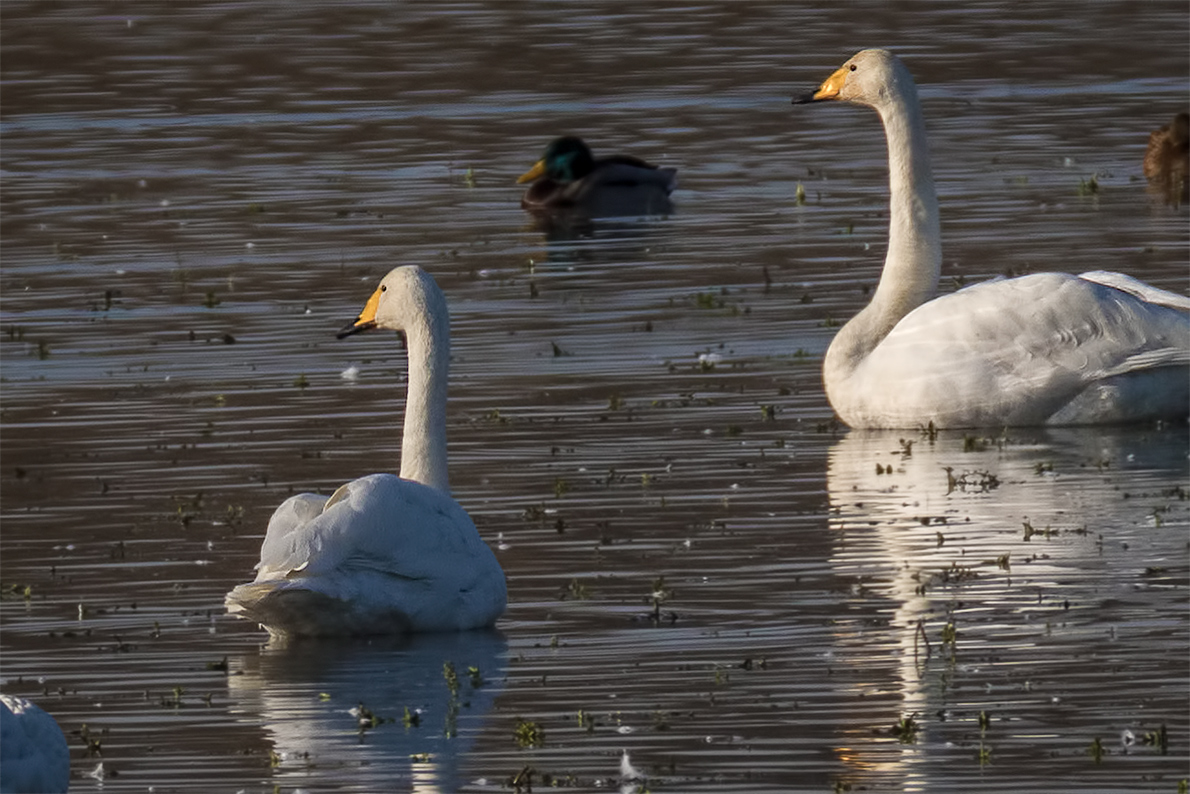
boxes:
[226,266,507,638]
[1,694,70,794]
[794,49,1189,428]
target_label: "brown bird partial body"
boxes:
[1143,112,1189,203]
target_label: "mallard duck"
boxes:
[794,49,1189,428]
[517,136,677,215]
[225,266,507,638]
[1143,111,1189,202]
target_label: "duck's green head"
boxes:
[517,136,596,184]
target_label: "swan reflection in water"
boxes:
[227,631,507,793]
[824,427,1187,788]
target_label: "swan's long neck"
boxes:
[400,292,451,495]
[825,67,941,381]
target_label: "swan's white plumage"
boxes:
[1,694,70,794]
[799,49,1189,428]
[226,266,506,638]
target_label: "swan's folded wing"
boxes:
[858,272,1189,425]
[254,492,331,577]
[973,274,1189,396]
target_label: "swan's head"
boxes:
[337,265,446,339]
[793,48,915,110]
[517,136,596,185]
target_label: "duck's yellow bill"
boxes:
[517,159,547,184]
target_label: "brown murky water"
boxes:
[2,2,1187,792]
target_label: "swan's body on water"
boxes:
[1,694,70,794]
[795,49,1189,429]
[226,266,506,638]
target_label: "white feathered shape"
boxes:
[795,49,1189,428]
[1,694,70,794]
[226,266,507,637]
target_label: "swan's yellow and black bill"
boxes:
[793,64,848,104]
[516,159,547,184]
[337,285,382,339]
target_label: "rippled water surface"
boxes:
[2,2,1188,792]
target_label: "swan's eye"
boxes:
[849,64,857,72]
[380,285,387,292]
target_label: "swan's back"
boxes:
[226,474,507,637]
[832,272,1190,428]
[1,695,70,794]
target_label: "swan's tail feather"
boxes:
[225,581,414,638]
[1097,346,1190,379]
[1080,271,1190,312]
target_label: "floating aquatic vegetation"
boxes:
[508,765,535,792]
[943,467,1000,494]
[1141,723,1168,754]
[1022,520,1057,541]
[649,576,672,622]
[78,723,103,757]
[1,583,34,601]
[893,713,921,744]
[513,718,544,748]
[576,710,594,732]
[161,686,185,709]
[351,702,391,734]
